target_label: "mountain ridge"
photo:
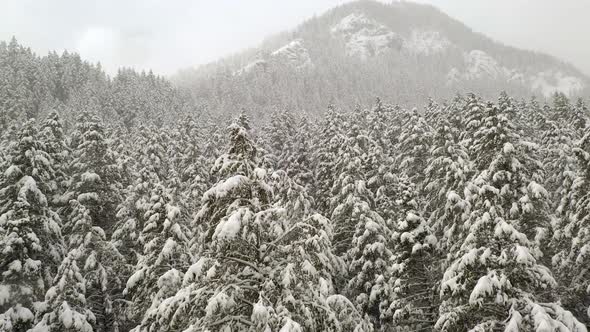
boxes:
[174,0,589,116]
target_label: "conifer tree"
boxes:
[39,110,70,206]
[63,200,125,332]
[66,111,122,235]
[395,109,432,189]
[552,130,590,324]
[386,177,438,330]
[437,96,582,331]
[111,168,159,267]
[551,93,574,130]
[139,127,170,183]
[284,116,315,189]
[270,170,313,220]
[30,250,94,332]
[436,173,584,331]
[177,117,209,212]
[345,193,393,329]
[124,184,191,325]
[423,113,473,253]
[460,94,488,164]
[135,119,369,331]
[424,116,470,209]
[539,116,578,210]
[264,109,297,172]
[572,98,589,135]
[135,119,272,331]
[0,119,64,332]
[313,106,346,215]
[329,125,380,258]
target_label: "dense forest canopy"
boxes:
[0,37,200,132]
[1,34,590,331]
[2,0,590,328]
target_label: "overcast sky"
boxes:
[1,0,589,76]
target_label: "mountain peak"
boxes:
[178,0,589,114]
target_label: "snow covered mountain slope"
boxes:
[404,30,452,56]
[237,39,312,75]
[329,14,452,59]
[270,39,312,69]
[446,50,585,97]
[330,13,402,59]
[177,0,590,114]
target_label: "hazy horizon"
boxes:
[1,0,589,76]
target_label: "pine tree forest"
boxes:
[1,38,590,332]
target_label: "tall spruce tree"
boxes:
[0,119,64,332]
[124,184,191,325]
[386,177,438,330]
[63,200,125,332]
[30,250,94,332]
[66,111,122,235]
[552,129,590,324]
[38,110,70,206]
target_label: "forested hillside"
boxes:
[0,38,198,131]
[2,75,590,330]
[175,0,590,117]
[2,1,590,330]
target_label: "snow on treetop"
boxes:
[202,175,249,202]
[77,192,100,204]
[254,167,267,180]
[184,258,208,284]
[18,176,47,207]
[57,301,93,332]
[3,165,21,179]
[251,299,271,324]
[157,268,181,290]
[280,318,303,332]
[468,272,502,305]
[126,268,145,291]
[527,181,548,199]
[4,305,34,325]
[503,142,514,154]
[494,219,527,243]
[227,123,248,135]
[7,260,22,274]
[205,291,233,318]
[213,208,247,241]
[0,285,9,306]
[514,245,535,264]
[166,204,181,221]
[161,238,178,259]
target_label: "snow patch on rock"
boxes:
[331,13,402,60]
[236,60,268,75]
[463,50,505,80]
[237,39,312,75]
[270,39,312,68]
[447,50,585,97]
[448,50,524,82]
